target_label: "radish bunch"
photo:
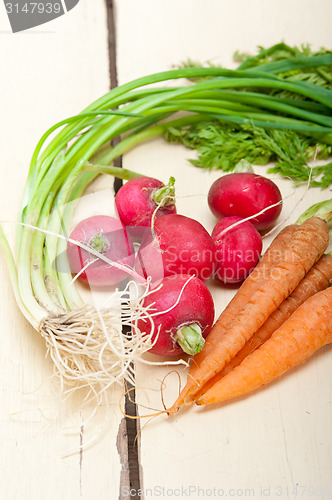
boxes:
[67,175,215,357]
[208,170,283,284]
[67,176,177,288]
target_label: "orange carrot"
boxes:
[195,253,332,398]
[168,224,297,415]
[169,217,329,415]
[196,286,332,406]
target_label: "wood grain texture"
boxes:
[0,1,123,499]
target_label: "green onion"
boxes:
[297,199,332,225]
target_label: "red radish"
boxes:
[115,176,176,227]
[212,216,262,284]
[136,274,215,356]
[67,215,135,287]
[135,214,216,283]
[208,172,282,231]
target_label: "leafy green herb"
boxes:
[165,121,332,187]
[167,43,332,187]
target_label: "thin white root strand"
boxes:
[263,165,314,239]
[37,275,192,404]
[214,192,294,241]
[38,300,156,398]
[69,258,99,286]
[151,195,175,229]
[19,221,147,284]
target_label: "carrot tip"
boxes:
[183,397,194,407]
[167,409,177,417]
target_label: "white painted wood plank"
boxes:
[115,0,332,498]
[0,2,124,499]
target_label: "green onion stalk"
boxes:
[297,199,332,226]
[297,199,332,255]
[1,58,332,395]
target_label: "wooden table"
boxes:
[0,1,331,499]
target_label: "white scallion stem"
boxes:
[0,225,39,329]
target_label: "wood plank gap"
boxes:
[106,0,123,192]
[105,2,143,498]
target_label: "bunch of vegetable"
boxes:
[169,201,332,413]
[0,42,331,399]
[66,180,217,358]
[66,164,284,357]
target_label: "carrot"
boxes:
[168,224,297,415]
[196,286,332,406]
[169,216,329,415]
[195,253,332,398]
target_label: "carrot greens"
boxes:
[167,43,332,187]
[165,122,332,187]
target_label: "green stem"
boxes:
[18,240,51,321]
[297,199,332,225]
[145,101,332,132]
[151,177,176,206]
[41,163,86,305]
[84,162,143,179]
[30,177,66,313]
[234,159,254,173]
[54,172,98,311]
[174,324,205,355]
[249,54,332,74]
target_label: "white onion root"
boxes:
[38,281,189,402]
[39,299,155,395]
